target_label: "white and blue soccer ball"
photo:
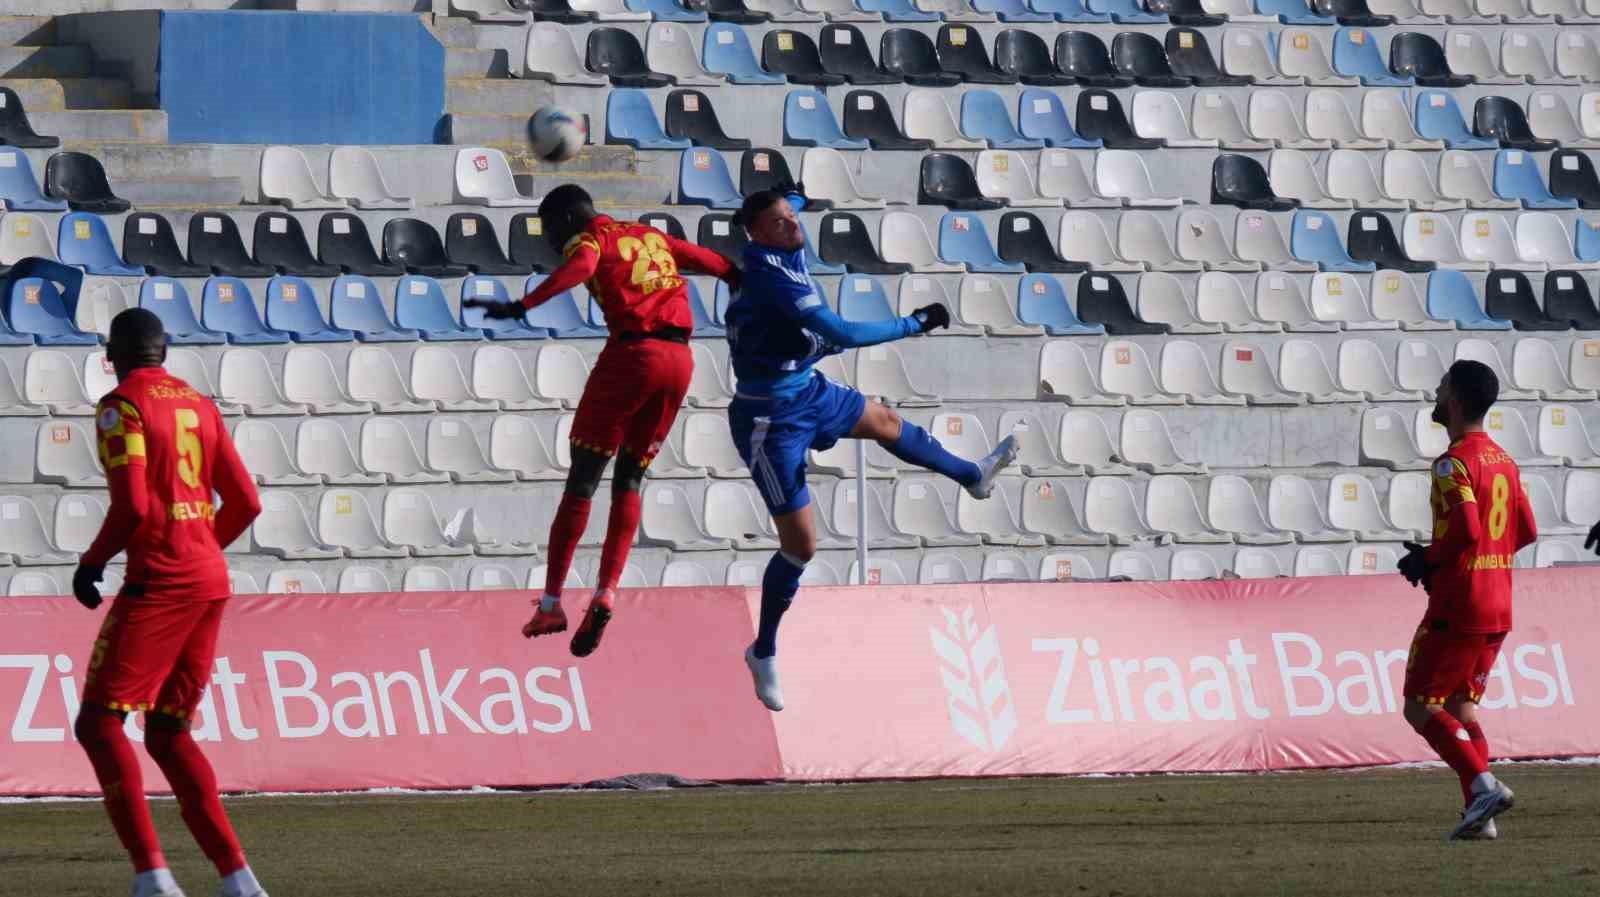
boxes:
[530,106,586,164]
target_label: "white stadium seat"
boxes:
[403,566,454,592]
[233,420,320,486]
[1310,273,1395,330]
[703,480,779,550]
[1037,149,1119,207]
[1363,90,1441,150]
[0,495,73,566]
[803,147,884,209]
[1176,210,1259,273]
[1235,212,1317,272]
[1038,340,1123,405]
[856,344,939,406]
[52,494,105,555]
[1232,547,1285,579]
[1455,339,1538,400]
[1170,549,1223,581]
[1132,91,1216,148]
[1158,341,1243,407]
[1270,149,1350,209]
[1058,213,1140,271]
[1438,153,1517,211]
[1096,151,1181,208]
[384,488,472,557]
[1198,271,1278,332]
[348,347,435,413]
[1277,29,1357,86]
[957,478,1035,546]
[1146,475,1230,543]
[318,489,408,558]
[298,419,384,486]
[1338,339,1423,402]
[976,150,1060,207]
[1326,473,1409,540]
[1387,471,1434,538]
[1347,544,1401,576]
[1269,474,1354,542]
[1208,474,1292,544]
[1059,410,1135,475]
[25,351,94,415]
[412,346,498,412]
[1138,272,1219,335]
[282,347,369,414]
[1307,93,1385,150]
[1039,552,1097,581]
[1220,32,1296,90]
[1538,405,1600,466]
[254,491,341,560]
[1396,338,1449,396]
[1361,407,1432,470]
[454,147,540,207]
[1256,274,1336,333]
[981,551,1030,582]
[1085,476,1166,544]
[681,412,749,477]
[427,418,516,483]
[472,345,560,412]
[266,568,326,595]
[260,146,345,210]
[524,23,607,85]
[642,483,732,550]
[329,147,413,210]
[1220,341,1304,405]
[1383,150,1463,211]
[879,212,961,273]
[1249,90,1332,149]
[903,90,985,150]
[647,24,722,86]
[361,418,450,484]
[1294,546,1346,577]
[1119,212,1197,271]
[662,560,715,588]
[535,344,593,407]
[894,477,980,546]
[339,566,392,594]
[1107,549,1160,581]
[1484,405,1561,466]
[1373,272,1452,331]
[1021,478,1108,545]
[1280,339,1361,403]
[35,421,105,487]
[1101,340,1185,405]
[998,410,1079,476]
[1515,337,1596,401]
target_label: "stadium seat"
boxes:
[404,346,497,413]
[955,90,1040,149]
[784,89,868,148]
[324,276,415,343]
[1551,150,1600,209]
[523,22,603,81]
[1544,271,1600,329]
[1307,270,1394,329]
[43,152,129,214]
[1453,338,1535,400]
[1531,96,1600,151]
[188,213,272,277]
[678,149,743,209]
[1131,90,1215,147]
[248,213,334,278]
[878,28,960,85]
[842,91,931,150]
[1539,404,1600,465]
[1229,213,1310,274]
[470,345,557,411]
[606,90,691,150]
[937,212,1020,272]
[647,26,719,88]
[902,89,984,148]
[1038,339,1124,404]
[587,27,671,86]
[1164,333,1253,402]
[708,0,774,22]
[1125,406,1211,471]
[23,353,91,416]
[1035,149,1117,206]
[1377,151,1455,212]
[974,150,1059,207]
[1401,214,1481,274]
[697,212,749,264]
[1254,274,1332,332]
[260,146,343,210]
[1517,214,1595,271]
[1277,29,1357,86]
[1399,93,1481,155]
[818,27,901,85]
[1119,211,1200,272]
[801,147,882,209]
[1502,31,1574,84]
[863,0,942,19]
[1343,544,1399,575]
[0,149,65,212]
[738,148,798,198]
[1334,27,1411,85]
[992,29,1073,85]
[1096,150,1181,207]
[80,353,113,403]
[53,493,107,553]
[234,422,320,486]
[1493,150,1575,210]
[0,86,59,148]
[487,416,564,481]
[1270,149,1349,209]
[1335,338,1420,400]
[217,348,303,415]
[384,220,469,278]
[55,213,138,276]
[798,0,877,17]
[455,147,540,208]
[328,147,414,209]
[640,483,732,550]
[1264,474,1353,542]
[1484,270,1566,330]
[121,213,205,277]
[1054,30,1131,85]
[836,275,897,330]
[1081,273,1169,335]
[1085,477,1167,543]
[1534,540,1585,568]
[680,412,749,477]
[1056,212,1140,271]
[1018,477,1106,545]
[1211,154,1294,211]
[936,25,1017,83]
[261,279,350,346]
[0,214,56,268]
[5,278,90,347]
[1100,339,1184,403]
[1072,89,1154,148]
[820,212,910,274]
[1275,338,1357,401]
[279,347,366,415]
[1485,404,1562,464]
[1058,409,1136,472]
[1251,89,1334,148]
[0,494,73,566]
[764,28,847,86]
[975,0,1058,17]
[391,275,480,342]
[380,489,469,560]
[1290,210,1372,272]
[702,481,779,550]
[462,278,546,341]
[316,213,400,277]
[531,344,593,408]
[892,477,980,546]
[253,491,340,560]
[1014,274,1100,334]
[1219,340,1305,404]
[1167,547,1223,581]
[856,343,939,405]
[1360,406,1432,469]
[1174,210,1259,273]
[1305,92,1386,150]
[848,557,913,585]
[1137,272,1215,334]
[444,215,530,278]
[1203,474,1292,544]
[1346,211,1431,273]
[953,274,1037,335]
[136,278,223,345]
[1564,470,1600,530]
[1475,95,1557,151]
[34,420,102,487]
[1217,29,1295,87]
[959,479,1036,547]
[701,23,784,84]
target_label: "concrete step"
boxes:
[446,78,553,117]
[0,45,92,79]
[119,177,247,209]
[428,16,479,49]
[0,16,54,47]
[7,77,132,112]
[444,47,509,79]
[32,110,167,144]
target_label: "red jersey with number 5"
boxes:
[81,366,259,601]
[563,215,697,335]
[1424,430,1537,633]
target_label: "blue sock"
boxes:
[752,552,805,659]
[885,422,981,487]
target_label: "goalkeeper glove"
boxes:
[912,303,951,333]
[1398,541,1434,590]
[72,564,104,611]
[462,298,525,320]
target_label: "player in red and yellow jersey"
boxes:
[72,309,266,897]
[1397,359,1535,841]
[465,185,739,656]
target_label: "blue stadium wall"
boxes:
[158,11,444,145]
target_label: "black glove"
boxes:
[1586,520,1600,556]
[462,298,525,320]
[1398,541,1433,590]
[720,264,742,294]
[912,303,951,333]
[73,564,104,611]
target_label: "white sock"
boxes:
[220,866,262,897]
[540,593,560,612]
[1471,771,1499,794]
[135,869,179,894]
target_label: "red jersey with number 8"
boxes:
[564,215,694,336]
[1424,430,1536,633]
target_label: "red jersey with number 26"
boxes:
[1424,430,1537,634]
[564,216,702,335]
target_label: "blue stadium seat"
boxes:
[606,90,693,150]
[1015,88,1100,148]
[858,0,940,20]
[56,213,141,276]
[1579,220,1600,262]
[974,0,1056,20]
[784,90,868,149]
[1087,0,1165,22]
[1332,29,1410,86]
[800,219,844,274]
[1028,0,1112,19]
[202,277,290,344]
[678,149,743,208]
[628,0,708,19]
[8,277,96,345]
[1493,150,1576,210]
[523,275,608,337]
[961,90,1045,149]
[838,274,897,323]
[703,23,785,84]
[394,275,486,341]
[714,280,733,325]
[1017,274,1104,335]
[265,276,354,343]
[1255,0,1333,23]
[1426,270,1512,330]
[686,280,725,336]
[138,278,225,345]
[0,148,66,211]
[1414,91,1497,150]
[939,212,1025,273]
[1291,211,1374,272]
[461,276,548,340]
[329,275,419,342]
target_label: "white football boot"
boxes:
[1457,816,1497,841]
[965,434,1021,500]
[130,870,185,897]
[1452,775,1514,841]
[744,645,784,712]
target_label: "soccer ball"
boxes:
[530,106,585,164]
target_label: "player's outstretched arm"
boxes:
[663,234,740,286]
[465,244,601,319]
[212,417,262,551]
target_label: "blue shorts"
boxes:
[729,375,866,517]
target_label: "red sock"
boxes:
[594,489,642,592]
[543,493,591,599]
[1462,721,1490,805]
[76,711,164,872]
[1420,711,1488,802]
[147,726,246,876]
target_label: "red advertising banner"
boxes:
[1,572,1596,795]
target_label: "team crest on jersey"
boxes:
[1435,457,1454,478]
[98,406,120,433]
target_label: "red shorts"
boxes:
[1402,622,1506,705]
[569,338,692,464]
[82,594,227,720]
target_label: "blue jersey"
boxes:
[726,195,924,401]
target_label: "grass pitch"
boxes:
[5,765,1599,897]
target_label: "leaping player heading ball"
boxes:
[1396,359,1535,841]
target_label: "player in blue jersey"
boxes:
[727,186,1020,711]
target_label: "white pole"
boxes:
[855,439,868,584]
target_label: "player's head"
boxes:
[738,189,803,252]
[537,184,597,252]
[1434,359,1498,432]
[106,308,167,381]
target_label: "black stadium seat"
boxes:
[588,28,672,88]
[447,213,533,276]
[935,25,1018,84]
[509,213,567,272]
[1144,0,1224,26]
[1166,29,1248,86]
[1345,210,1433,273]
[665,89,752,150]
[1549,150,1600,210]
[1211,154,1297,211]
[1545,271,1600,330]
[44,152,129,213]
[1486,270,1568,331]
[818,212,911,274]
[880,28,962,86]
[319,212,402,276]
[819,25,901,85]
[1075,89,1161,149]
[739,148,803,198]
[639,211,689,241]
[707,0,770,23]
[997,211,1089,273]
[1473,96,1556,152]
[1389,33,1472,87]
[1112,31,1190,87]
[696,212,748,266]
[510,0,594,22]
[253,212,339,276]
[1310,0,1391,25]
[1077,274,1168,334]
[0,86,59,148]
[188,212,273,277]
[919,153,1004,210]
[383,218,469,278]
[123,212,208,277]
[994,29,1074,86]
[1055,32,1134,87]
[842,90,933,150]
[763,30,847,86]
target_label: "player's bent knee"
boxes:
[73,706,122,746]
[143,712,189,758]
[613,453,647,494]
[1402,699,1438,731]
[564,446,611,499]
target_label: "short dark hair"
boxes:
[1446,359,1498,423]
[736,189,787,231]
[108,308,165,352]
[537,184,596,249]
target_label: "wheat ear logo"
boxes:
[930,606,1017,752]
